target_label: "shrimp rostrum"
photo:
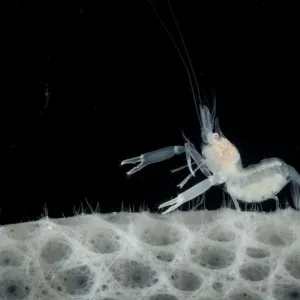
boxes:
[121,2,300,214]
[121,103,300,213]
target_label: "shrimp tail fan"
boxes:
[288,165,300,209]
[290,180,300,210]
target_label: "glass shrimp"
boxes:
[121,1,300,213]
[121,101,300,213]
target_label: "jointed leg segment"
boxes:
[158,176,217,214]
[121,146,185,175]
[121,145,220,213]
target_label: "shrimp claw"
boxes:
[121,146,185,175]
[159,176,222,214]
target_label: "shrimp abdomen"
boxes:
[226,158,289,203]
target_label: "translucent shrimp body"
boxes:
[121,2,300,213]
[121,112,300,213]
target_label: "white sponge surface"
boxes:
[0,208,300,300]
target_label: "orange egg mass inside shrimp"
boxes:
[204,133,241,174]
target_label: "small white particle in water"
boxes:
[44,84,50,109]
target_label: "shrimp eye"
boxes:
[213,133,219,139]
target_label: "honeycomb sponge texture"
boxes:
[1,208,300,300]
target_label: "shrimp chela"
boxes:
[121,2,300,213]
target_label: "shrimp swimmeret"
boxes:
[121,2,300,213]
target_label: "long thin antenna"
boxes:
[148,0,202,127]
[166,0,202,123]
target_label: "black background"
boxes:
[2,0,300,224]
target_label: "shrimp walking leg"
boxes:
[231,196,241,212]
[274,196,279,210]
[177,165,201,189]
[159,176,221,214]
[121,146,185,175]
